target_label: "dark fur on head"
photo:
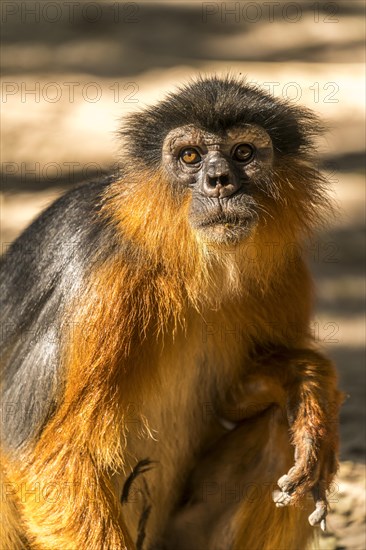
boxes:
[120,75,324,169]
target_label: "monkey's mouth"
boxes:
[198,212,249,228]
[196,204,255,229]
[189,194,257,244]
[194,210,255,244]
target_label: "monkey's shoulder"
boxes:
[0,176,123,328]
[3,176,113,257]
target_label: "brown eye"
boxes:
[180,148,201,164]
[232,144,255,163]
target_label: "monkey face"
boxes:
[122,77,324,249]
[163,124,273,244]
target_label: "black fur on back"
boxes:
[120,74,323,169]
[0,177,123,451]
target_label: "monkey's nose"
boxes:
[204,175,238,199]
[203,155,240,198]
[206,157,229,179]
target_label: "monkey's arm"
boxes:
[162,349,340,550]
[223,348,342,529]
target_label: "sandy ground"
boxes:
[1,1,365,548]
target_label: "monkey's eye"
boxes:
[232,144,255,163]
[180,148,201,164]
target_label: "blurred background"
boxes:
[1,1,365,548]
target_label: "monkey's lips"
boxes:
[194,211,255,244]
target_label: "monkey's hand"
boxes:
[270,349,342,530]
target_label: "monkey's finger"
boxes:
[277,446,322,498]
[309,484,328,529]
[272,489,292,507]
[308,499,327,528]
[277,469,302,494]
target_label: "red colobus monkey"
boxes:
[1,76,341,550]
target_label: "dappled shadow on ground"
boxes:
[2,1,365,77]
[329,346,365,462]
